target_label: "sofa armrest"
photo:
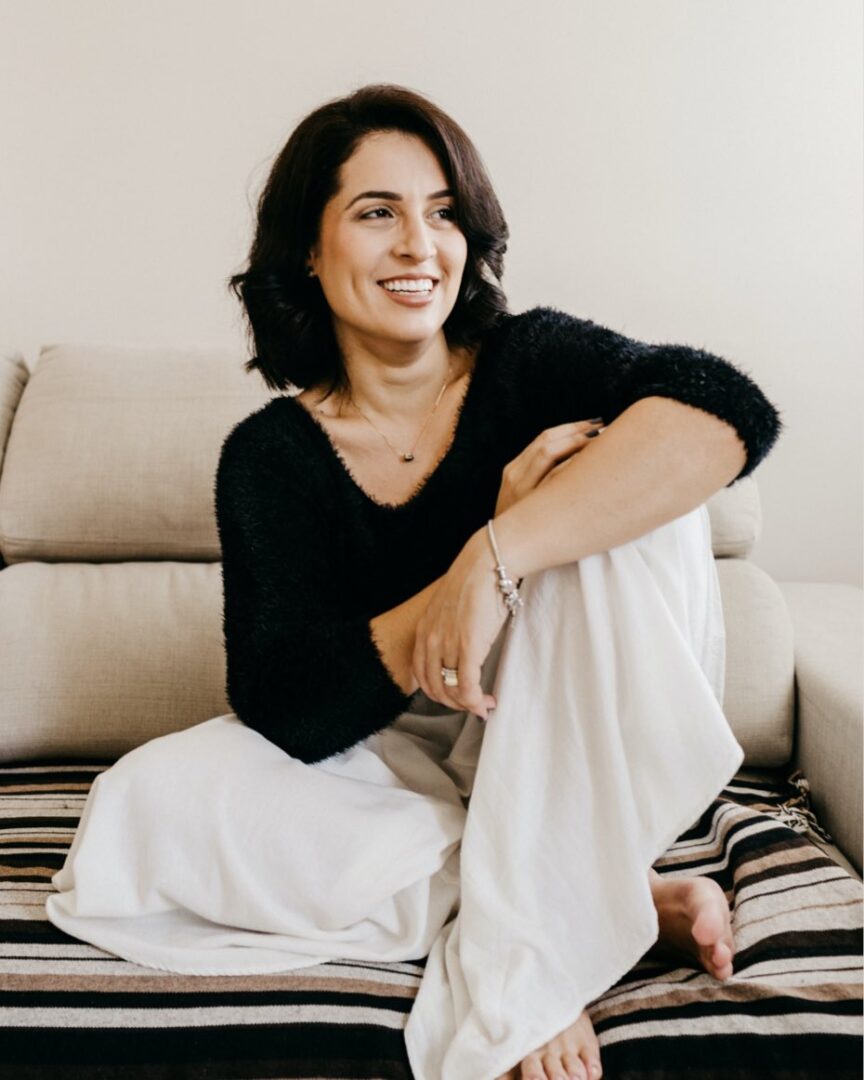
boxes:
[778,582,863,874]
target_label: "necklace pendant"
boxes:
[402,452,415,463]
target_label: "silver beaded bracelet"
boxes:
[486,519,524,618]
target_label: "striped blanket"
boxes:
[1,762,861,1079]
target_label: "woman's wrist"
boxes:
[471,514,528,579]
[485,518,525,615]
[464,520,525,602]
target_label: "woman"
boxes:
[46,84,782,1080]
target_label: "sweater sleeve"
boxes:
[214,412,414,765]
[511,306,784,485]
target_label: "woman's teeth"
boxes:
[380,279,435,293]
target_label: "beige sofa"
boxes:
[0,341,861,877]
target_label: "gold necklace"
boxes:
[337,358,455,464]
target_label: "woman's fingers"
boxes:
[437,657,495,720]
[446,656,494,720]
[412,632,496,719]
[414,632,463,712]
[411,538,510,717]
[518,420,604,490]
[494,419,605,517]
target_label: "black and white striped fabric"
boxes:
[1,761,861,1079]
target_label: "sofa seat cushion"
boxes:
[1,761,860,1079]
[0,562,229,761]
[1,555,795,768]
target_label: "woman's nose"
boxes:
[395,213,435,261]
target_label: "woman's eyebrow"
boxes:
[345,188,453,210]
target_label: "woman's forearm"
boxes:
[369,577,444,695]
[473,395,748,580]
[371,396,746,694]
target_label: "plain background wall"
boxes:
[2,0,861,584]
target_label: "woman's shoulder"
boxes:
[221,392,317,448]
[216,394,325,491]
[486,305,597,357]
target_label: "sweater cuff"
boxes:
[618,345,784,485]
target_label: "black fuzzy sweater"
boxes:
[214,306,783,764]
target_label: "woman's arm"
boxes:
[369,577,444,697]
[466,393,747,581]
[407,397,763,720]
[216,417,419,764]
[510,306,783,489]
[368,418,609,699]
[408,309,783,716]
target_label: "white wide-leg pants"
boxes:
[46,504,743,1080]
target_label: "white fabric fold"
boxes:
[46,503,742,1079]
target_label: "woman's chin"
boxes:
[350,316,448,349]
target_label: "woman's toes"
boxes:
[519,1054,547,1079]
[691,893,727,949]
[515,1009,600,1080]
[540,1050,572,1079]
[699,938,733,980]
[561,1052,600,1078]
[560,1030,601,1076]
[712,941,734,979]
[584,1056,603,1078]
[559,1054,588,1080]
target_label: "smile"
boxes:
[378,277,437,294]
[378,278,438,306]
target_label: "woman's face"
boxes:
[307,130,468,357]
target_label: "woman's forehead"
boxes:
[338,132,448,193]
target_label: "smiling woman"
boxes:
[305,131,468,359]
[43,83,796,1080]
[229,84,509,403]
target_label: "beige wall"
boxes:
[2,0,861,584]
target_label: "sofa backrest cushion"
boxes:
[705,475,761,558]
[0,351,29,481]
[0,343,761,564]
[715,558,795,765]
[0,343,274,563]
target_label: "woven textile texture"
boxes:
[0,763,861,1079]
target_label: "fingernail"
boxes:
[586,430,600,438]
[589,417,604,423]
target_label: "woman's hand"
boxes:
[412,418,607,719]
[495,417,605,516]
[411,529,506,721]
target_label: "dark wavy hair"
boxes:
[228,83,510,396]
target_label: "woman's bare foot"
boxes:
[493,872,732,1079]
[649,867,735,980]
[493,1008,602,1080]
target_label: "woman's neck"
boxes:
[324,333,472,425]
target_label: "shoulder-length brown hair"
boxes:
[228,83,510,396]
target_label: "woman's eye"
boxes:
[359,206,456,221]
